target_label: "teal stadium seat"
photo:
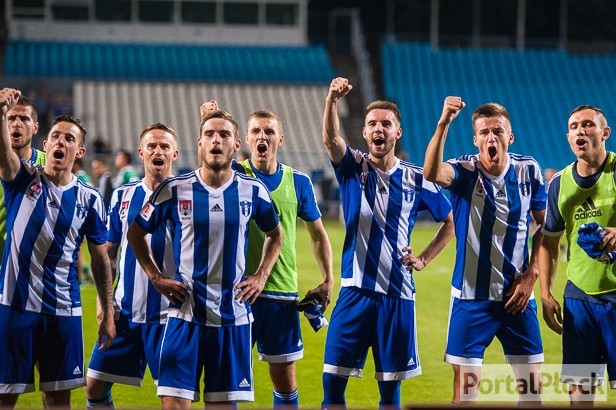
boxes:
[382,42,616,170]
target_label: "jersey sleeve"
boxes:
[84,191,108,245]
[133,181,172,234]
[542,174,565,236]
[530,160,547,211]
[294,172,322,222]
[252,182,279,233]
[333,146,363,181]
[446,156,473,194]
[106,188,123,243]
[418,178,452,222]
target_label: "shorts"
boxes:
[157,317,253,402]
[251,298,303,363]
[87,316,166,385]
[323,287,420,381]
[562,297,616,388]
[445,296,544,366]
[0,304,85,394]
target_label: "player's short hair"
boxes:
[569,105,608,127]
[200,109,239,139]
[14,95,38,123]
[139,122,178,141]
[471,103,511,131]
[51,115,87,145]
[365,100,402,126]
[247,109,283,135]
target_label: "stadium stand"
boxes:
[73,81,348,175]
[382,42,616,171]
[5,40,335,83]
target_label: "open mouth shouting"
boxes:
[487,145,498,161]
[152,157,165,168]
[575,137,588,150]
[256,143,268,157]
[53,150,65,160]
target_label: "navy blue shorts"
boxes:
[323,287,420,381]
[157,317,253,402]
[87,316,165,385]
[252,298,303,363]
[562,297,616,388]
[445,296,543,366]
[0,305,84,393]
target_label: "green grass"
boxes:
[15,220,616,408]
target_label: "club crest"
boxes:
[403,188,415,203]
[179,200,192,216]
[240,200,252,217]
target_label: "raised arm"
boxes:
[423,96,465,188]
[323,77,352,165]
[303,219,334,309]
[0,88,24,181]
[127,221,189,303]
[235,224,283,304]
[88,241,116,349]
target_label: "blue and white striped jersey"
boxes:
[133,170,279,327]
[447,153,546,301]
[0,162,107,316]
[334,148,452,300]
[108,180,175,324]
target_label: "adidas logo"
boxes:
[495,189,505,198]
[73,366,81,375]
[379,186,387,194]
[210,204,223,212]
[297,339,303,347]
[47,200,58,208]
[239,378,250,388]
[407,358,415,366]
[575,197,602,220]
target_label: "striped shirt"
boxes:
[108,180,175,324]
[447,153,546,300]
[0,162,107,316]
[133,170,279,327]
[334,147,452,300]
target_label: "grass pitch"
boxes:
[15,220,616,408]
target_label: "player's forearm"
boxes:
[0,113,20,181]
[255,225,284,282]
[106,241,120,282]
[423,121,451,185]
[322,99,346,164]
[538,238,560,300]
[89,246,115,313]
[419,212,454,265]
[310,231,334,285]
[127,223,164,283]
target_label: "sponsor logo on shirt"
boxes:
[120,200,130,217]
[26,181,42,201]
[575,197,602,220]
[140,203,155,221]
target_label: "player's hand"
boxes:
[504,267,537,314]
[541,295,563,335]
[0,88,20,115]
[439,96,465,125]
[600,226,616,253]
[152,276,190,304]
[401,246,426,271]
[235,273,267,304]
[97,307,116,350]
[327,77,352,103]
[200,99,219,120]
[305,280,334,310]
